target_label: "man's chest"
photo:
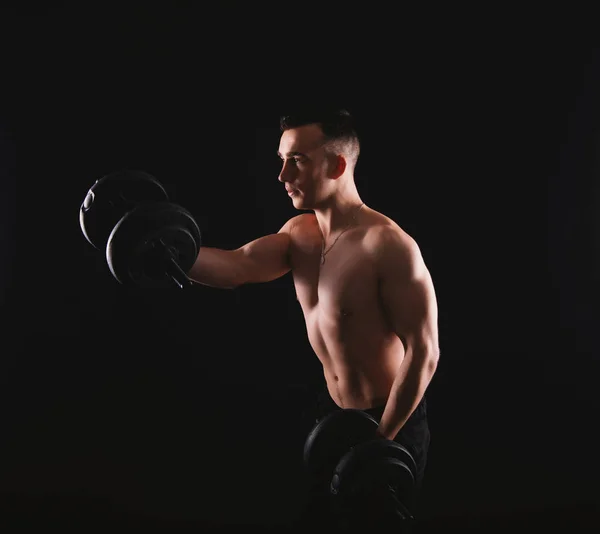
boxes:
[290,232,380,316]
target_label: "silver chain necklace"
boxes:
[320,203,365,265]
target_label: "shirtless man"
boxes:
[187,108,440,523]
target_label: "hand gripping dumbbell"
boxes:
[79,169,201,288]
[303,409,418,525]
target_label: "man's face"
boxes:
[277,124,334,210]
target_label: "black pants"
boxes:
[297,386,430,529]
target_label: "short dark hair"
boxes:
[279,107,360,167]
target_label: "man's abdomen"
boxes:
[310,312,405,410]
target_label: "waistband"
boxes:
[313,386,428,426]
[363,395,427,425]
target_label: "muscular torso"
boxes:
[289,210,406,410]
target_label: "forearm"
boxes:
[187,247,244,289]
[377,345,438,440]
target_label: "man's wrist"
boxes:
[374,428,391,440]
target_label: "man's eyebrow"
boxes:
[277,150,307,158]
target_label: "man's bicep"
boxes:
[277,215,302,267]
[236,232,292,283]
[232,217,299,284]
[378,233,439,352]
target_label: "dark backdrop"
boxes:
[2,7,599,531]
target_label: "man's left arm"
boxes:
[375,229,440,440]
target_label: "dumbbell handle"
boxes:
[386,484,414,521]
[153,238,194,289]
[166,255,193,289]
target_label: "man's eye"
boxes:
[280,157,302,165]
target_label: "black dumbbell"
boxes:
[106,201,201,289]
[80,169,201,289]
[303,409,417,522]
[303,409,381,483]
[331,434,417,521]
[79,169,169,251]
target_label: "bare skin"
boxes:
[188,122,439,438]
[288,209,408,409]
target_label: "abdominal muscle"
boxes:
[305,307,405,410]
[289,210,406,411]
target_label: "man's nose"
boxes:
[278,160,294,183]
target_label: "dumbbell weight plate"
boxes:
[80,169,169,250]
[106,202,201,287]
[331,438,417,499]
[303,409,379,481]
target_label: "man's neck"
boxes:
[314,194,364,240]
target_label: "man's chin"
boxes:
[290,194,315,211]
[292,200,314,211]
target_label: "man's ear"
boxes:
[329,154,347,179]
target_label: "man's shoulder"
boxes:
[279,212,317,234]
[364,214,421,264]
[364,210,413,244]
[291,212,318,225]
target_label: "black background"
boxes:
[1,7,599,531]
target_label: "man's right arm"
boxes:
[186,217,297,289]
